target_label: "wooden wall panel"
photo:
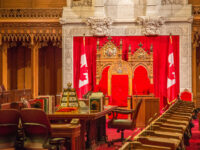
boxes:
[39,47,45,95]
[39,46,62,96]
[33,0,66,8]
[55,47,62,94]
[17,47,25,90]
[0,48,2,85]
[0,0,32,8]
[7,46,31,91]
[25,48,31,89]
[0,0,66,8]
[7,47,17,90]
[196,46,200,96]
[189,0,200,5]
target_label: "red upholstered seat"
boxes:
[0,109,20,149]
[132,66,153,95]
[180,89,192,102]
[111,75,129,107]
[20,108,65,150]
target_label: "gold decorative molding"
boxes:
[0,9,62,45]
[129,43,153,83]
[96,39,154,87]
[96,38,122,85]
[0,8,62,19]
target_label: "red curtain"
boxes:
[73,36,179,109]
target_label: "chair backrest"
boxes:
[180,89,192,102]
[132,99,142,124]
[20,108,51,137]
[132,66,151,95]
[0,109,20,149]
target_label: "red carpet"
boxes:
[96,119,200,150]
[95,120,141,150]
[186,119,200,150]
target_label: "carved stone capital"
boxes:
[85,16,113,36]
[136,16,165,36]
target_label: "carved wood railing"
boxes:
[0,8,62,45]
[0,8,62,19]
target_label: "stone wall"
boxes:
[61,0,192,92]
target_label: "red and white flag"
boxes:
[78,36,89,98]
[167,35,176,103]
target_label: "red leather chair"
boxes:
[180,89,192,102]
[0,109,20,149]
[20,108,65,150]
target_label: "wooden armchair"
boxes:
[107,99,142,145]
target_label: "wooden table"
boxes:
[48,105,117,150]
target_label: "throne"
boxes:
[129,43,154,95]
[96,38,131,109]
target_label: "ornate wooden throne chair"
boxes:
[96,38,132,110]
[128,43,154,95]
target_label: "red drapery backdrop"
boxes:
[73,36,179,109]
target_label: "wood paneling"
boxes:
[55,47,62,95]
[0,0,32,8]
[0,0,66,8]
[25,47,31,89]
[7,46,31,90]
[196,46,200,96]
[33,0,66,8]
[132,95,160,128]
[189,0,200,5]
[0,47,2,85]
[39,46,62,96]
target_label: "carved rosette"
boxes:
[137,16,165,36]
[85,17,113,36]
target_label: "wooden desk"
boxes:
[132,95,160,128]
[48,105,117,150]
[51,124,81,150]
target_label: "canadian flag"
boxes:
[167,35,176,103]
[78,36,89,98]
